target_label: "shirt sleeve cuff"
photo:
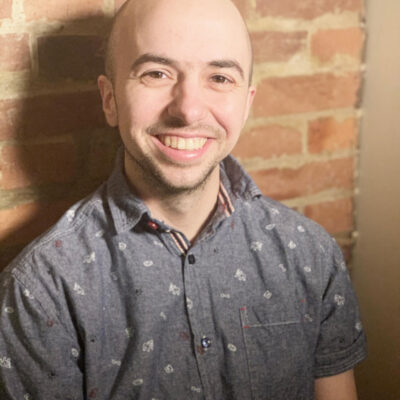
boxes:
[314,332,367,378]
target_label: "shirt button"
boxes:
[188,254,196,264]
[201,337,211,349]
[147,221,158,230]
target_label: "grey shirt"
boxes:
[0,152,366,400]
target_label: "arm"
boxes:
[0,272,84,399]
[315,369,358,400]
[313,236,367,388]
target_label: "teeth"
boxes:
[178,138,185,150]
[160,136,207,151]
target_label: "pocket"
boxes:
[240,305,314,400]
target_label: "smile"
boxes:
[158,135,208,151]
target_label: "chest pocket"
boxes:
[240,305,314,400]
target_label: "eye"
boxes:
[142,70,167,80]
[210,74,234,84]
[138,69,173,87]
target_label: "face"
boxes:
[99,0,256,195]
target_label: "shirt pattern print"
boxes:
[0,151,367,400]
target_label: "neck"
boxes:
[126,166,221,242]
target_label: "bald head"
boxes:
[105,0,253,84]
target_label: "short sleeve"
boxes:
[314,239,367,378]
[0,270,84,399]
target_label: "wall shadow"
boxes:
[0,14,121,270]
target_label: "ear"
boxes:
[244,85,256,122]
[98,75,118,127]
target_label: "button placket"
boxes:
[182,248,217,398]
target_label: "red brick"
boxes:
[0,200,73,246]
[253,73,361,118]
[311,28,364,63]
[0,91,105,140]
[233,124,302,159]
[308,117,358,153]
[250,158,354,200]
[24,0,104,21]
[0,142,77,189]
[0,34,31,71]
[0,0,12,19]
[251,31,307,63]
[0,100,23,140]
[304,198,353,233]
[257,0,363,20]
[38,35,105,80]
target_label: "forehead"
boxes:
[114,0,251,73]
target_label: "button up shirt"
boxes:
[0,152,367,400]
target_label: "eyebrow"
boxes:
[130,53,245,80]
[130,53,175,70]
[208,60,245,80]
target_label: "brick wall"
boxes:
[0,0,365,270]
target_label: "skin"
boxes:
[98,0,359,397]
[315,370,358,400]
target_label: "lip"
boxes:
[151,134,213,162]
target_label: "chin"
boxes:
[125,148,219,195]
[156,175,212,195]
[154,165,219,195]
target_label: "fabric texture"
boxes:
[0,151,367,400]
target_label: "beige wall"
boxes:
[353,1,400,398]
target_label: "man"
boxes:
[0,0,366,399]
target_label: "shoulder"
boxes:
[0,183,109,294]
[240,194,334,246]
[235,195,346,281]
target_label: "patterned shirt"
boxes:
[0,151,366,400]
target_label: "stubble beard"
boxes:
[125,120,226,197]
[124,146,220,197]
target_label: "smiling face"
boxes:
[99,0,256,196]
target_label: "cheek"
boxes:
[213,96,249,138]
[119,88,170,128]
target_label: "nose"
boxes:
[166,76,207,125]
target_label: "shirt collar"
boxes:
[219,154,262,201]
[106,148,262,234]
[106,149,150,234]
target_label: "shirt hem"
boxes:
[314,341,367,378]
